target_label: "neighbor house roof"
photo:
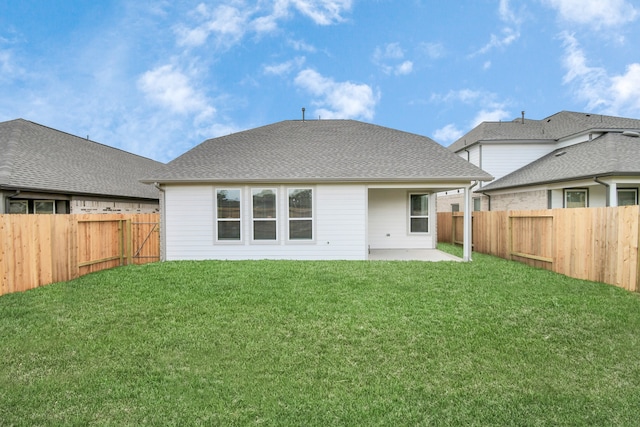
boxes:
[0,119,162,200]
[448,111,640,152]
[481,132,640,191]
[142,120,493,184]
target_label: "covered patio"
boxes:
[367,183,477,262]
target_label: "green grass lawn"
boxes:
[2,245,640,426]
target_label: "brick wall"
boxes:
[71,199,159,214]
[436,192,464,213]
[489,190,547,211]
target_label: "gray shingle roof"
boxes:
[143,120,493,183]
[448,111,640,152]
[481,132,640,191]
[0,119,162,199]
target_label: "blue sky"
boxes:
[1,0,639,162]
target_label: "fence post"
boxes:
[126,219,132,266]
[69,216,79,280]
[118,219,124,266]
[451,213,456,245]
[637,209,640,292]
[508,211,513,261]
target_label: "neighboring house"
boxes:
[438,111,640,212]
[142,120,492,261]
[0,119,162,214]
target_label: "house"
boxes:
[438,111,640,211]
[142,119,492,261]
[0,119,162,214]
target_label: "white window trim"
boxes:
[251,187,279,243]
[214,187,243,243]
[473,197,481,212]
[9,200,28,214]
[564,188,588,208]
[34,200,55,214]
[617,188,638,206]
[408,192,430,234]
[286,187,315,242]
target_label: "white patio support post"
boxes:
[462,182,477,262]
[609,182,618,207]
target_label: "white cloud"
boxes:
[561,32,614,110]
[471,108,511,127]
[432,89,485,104]
[473,27,520,56]
[542,0,638,28]
[499,0,522,26]
[373,43,414,76]
[374,43,404,61]
[294,68,378,120]
[433,124,464,145]
[560,32,640,115]
[175,4,248,48]
[430,88,512,140]
[471,0,521,56]
[263,56,306,76]
[288,38,317,52]
[0,49,20,81]
[396,61,413,75]
[0,31,24,82]
[138,64,215,120]
[175,1,353,50]
[286,0,353,25]
[610,64,640,112]
[419,42,445,60]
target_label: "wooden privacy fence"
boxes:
[0,213,160,296]
[437,206,640,292]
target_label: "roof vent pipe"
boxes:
[302,107,306,122]
[521,111,525,124]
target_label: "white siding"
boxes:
[549,184,607,208]
[557,133,597,149]
[368,189,435,250]
[458,146,480,167]
[164,185,216,260]
[164,183,367,260]
[468,147,480,168]
[481,144,554,182]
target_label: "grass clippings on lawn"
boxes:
[1,244,640,426]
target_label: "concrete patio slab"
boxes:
[368,249,462,262]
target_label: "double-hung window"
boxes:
[288,188,313,240]
[409,193,429,233]
[252,188,277,240]
[618,189,638,206]
[9,200,28,214]
[473,197,481,212]
[564,189,587,208]
[216,189,241,240]
[34,200,55,214]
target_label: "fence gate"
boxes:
[77,216,160,274]
[132,221,160,264]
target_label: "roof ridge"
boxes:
[17,119,163,163]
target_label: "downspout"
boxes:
[593,177,611,207]
[154,183,166,261]
[463,181,479,262]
